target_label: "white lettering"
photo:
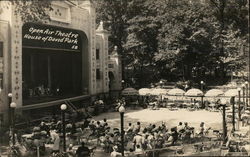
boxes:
[64,38,78,44]
[28,27,44,34]
[24,34,42,40]
[48,36,65,43]
[43,29,54,35]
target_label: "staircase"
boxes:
[64,99,79,113]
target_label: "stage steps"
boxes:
[64,99,78,113]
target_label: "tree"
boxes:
[209,0,248,81]
[153,0,218,81]
[123,0,160,87]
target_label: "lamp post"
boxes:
[200,81,204,108]
[121,80,125,89]
[34,139,40,157]
[221,98,227,144]
[200,81,204,91]
[242,84,245,110]
[237,87,241,121]
[10,102,16,146]
[237,88,241,130]
[230,97,236,132]
[8,93,12,125]
[60,104,67,152]
[245,81,249,107]
[118,105,125,156]
[159,80,163,88]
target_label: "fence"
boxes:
[119,140,223,157]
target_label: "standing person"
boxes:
[99,98,104,112]
[133,132,143,149]
[76,142,90,157]
[126,123,134,133]
[115,99,122,111]
[134,122,141,134]
[126,122,134,141]
[50,129,60,155]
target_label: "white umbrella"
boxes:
[167,88,185,96]
[205,89,224,97]
[224,89,240,97]
[121,88,138,96]
[150,88,168,95]
[138,88,151,95]
[185,88,204,97]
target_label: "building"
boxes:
[0,0,122,124]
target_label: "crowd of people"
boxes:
[10,112,213,157]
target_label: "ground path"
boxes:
[93,108,223,132]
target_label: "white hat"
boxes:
[113,145,118,150]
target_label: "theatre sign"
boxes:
[22,22,81,51]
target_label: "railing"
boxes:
[16,95,90,111]
[114,140,223,157]
[64,100,78,113]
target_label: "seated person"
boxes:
[164,134,174,146]
[134,145,143,156]
[76,142,90,157]
[165,128,178,146]
[184,122,190,131]
[110,145,122,157]
[177,122,185,133]
[196,122,206,136]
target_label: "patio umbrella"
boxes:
[121,88,139,96]
[205,89,224,97]
[224,89,240,97]
[185,88,204,97]
[138,88,151,95]
[167,88,185,96]
[150,88,168,95]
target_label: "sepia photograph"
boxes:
[0,0,249,156]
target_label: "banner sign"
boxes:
[22,23,81,51]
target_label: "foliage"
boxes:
[153,0,219,80]
[123,0,160,86]
[95,0,248,86]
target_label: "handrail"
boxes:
[64,100,78,113]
